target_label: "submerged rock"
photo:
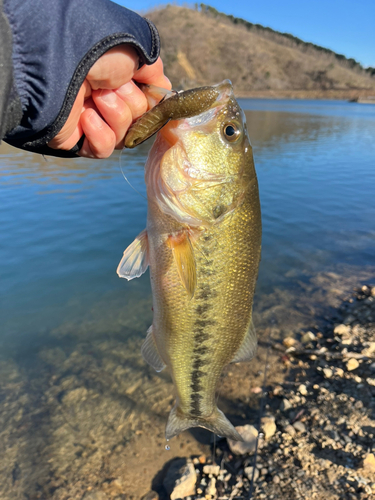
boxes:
[163,458,197,500]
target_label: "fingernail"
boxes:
[116,82,134,96]
[99,90,118,105]
[89,110,103,129]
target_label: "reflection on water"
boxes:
[1,100,375,498]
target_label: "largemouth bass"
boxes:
[117,81,261,441]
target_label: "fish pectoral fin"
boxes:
[141,326,166,372]
[116,229,149,280]
[168,230,197,299]
[231,319,257,363]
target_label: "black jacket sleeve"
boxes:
[1,0,160,157]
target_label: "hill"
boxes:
[147,5,375,99]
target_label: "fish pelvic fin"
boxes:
[141,326,166,372]
[166,404,243,442]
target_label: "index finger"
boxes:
[133,57,171,90]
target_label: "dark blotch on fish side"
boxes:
[196,303,212,315]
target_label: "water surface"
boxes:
[1,99,374,498]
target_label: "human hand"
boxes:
[48,46,171,158]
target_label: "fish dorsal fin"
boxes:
[168,230,197,299]
[231,319,257,363]
[116,229,149,280]
[141,326,166,372]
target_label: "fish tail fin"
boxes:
[166,404,243,442]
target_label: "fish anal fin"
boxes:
[168,230,197,299]
[231,319,257,363]
[141,326,166,372]
[116,229,149,280]
[166,404,243,442]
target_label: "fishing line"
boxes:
[119,148,147,201]
[247,321,273,500]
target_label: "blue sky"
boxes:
[118,0,375,68]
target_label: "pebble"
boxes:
[298,384,308,395]
[280,398,292,411]
[346,358,360,371]
[293,421,306,433]
[206,477,216,498]
[334,324,351,336]
[273,475,280,484]
[227,425,258,455]
[203,465,220,476]
[261,416,277,440]
[334,367,345,377]
[323,368,333,379]
[301,331,316,343]
[163,458,197,500]
[284,425,296,437]
[283,337,297,348]
[244,466,259,482]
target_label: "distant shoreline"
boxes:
[234,88,375,101]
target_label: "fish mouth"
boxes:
[159,80,233,146]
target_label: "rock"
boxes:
[323,368,333,379]
[283,337,297,348]
[206,477,216,498]
[261,416,277,440]
[363,454,375,475]
[141,492,159,500]
[273,475,280,484]
[244,466,259,482]
[163,458,197,500]
[298,384,308,396]
[371,287,375,297]
[293,421,306,433]
[301,331,316,344]
[284,425,296,437]
[83,492,108,500]
[367,378,375,386]
[346,358,360,371]
[280,399,292,411]
[334,367,345,377]
[203,465,220,476]
[227,425,258,455]
[334,324,351,336]
[344,315,356,325]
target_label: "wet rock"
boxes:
[261,416,276,440]
[334,324,351,336]
[227,425,258,455]
[273,475,280,484]
[280,398,292,411]
[346,358,359,371]
[163,458,197,500]
[363,454,375,475]
[334,367,345,377]
[283,337,297,348]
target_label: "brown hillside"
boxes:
[147,5,375,99]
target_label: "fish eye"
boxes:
[222,123,241,142]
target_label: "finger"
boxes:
[115,81,148,120]
[48,80,90,150]
[92,88,133,148]
[87,45,139,90]
[133,57,172,90]
[78,107,116,159]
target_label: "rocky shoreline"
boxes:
[148,285,375,500]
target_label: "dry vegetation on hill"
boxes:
[147,5,375,99]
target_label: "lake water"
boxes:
[1,99,375,498]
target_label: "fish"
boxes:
[117,80,262,441]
